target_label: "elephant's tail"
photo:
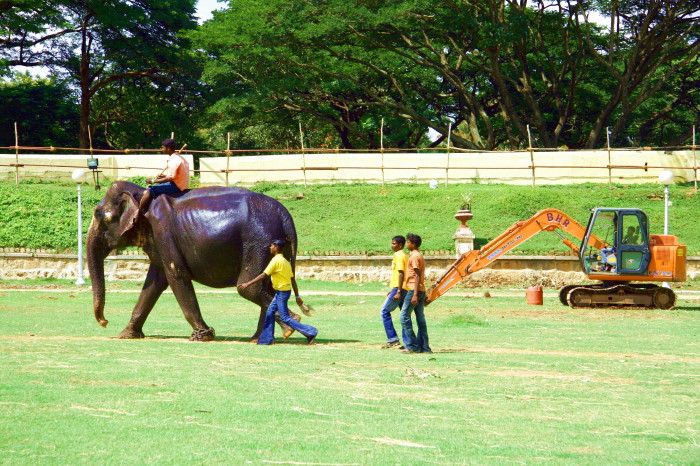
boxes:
[281,204,309,315]
[282,211,298,272]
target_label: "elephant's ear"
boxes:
[116,191,140,237]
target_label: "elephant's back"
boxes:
[165,186,293,238]
[149,186,297,287]
[171,187,287,214]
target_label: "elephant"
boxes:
[87,181,303,341]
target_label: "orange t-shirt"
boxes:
[405,250,426,292]
[166,153,190,190]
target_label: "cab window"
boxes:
[621,215,642,245]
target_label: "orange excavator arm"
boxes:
[425,209,606,304]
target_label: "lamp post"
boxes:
[658,170,674,289]
[72,169,87,285]
[659,170,675,235]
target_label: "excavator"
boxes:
[425,208,686,309]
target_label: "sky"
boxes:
[195,0,225,23]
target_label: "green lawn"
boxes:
[1,283,698,463]
[2,180,699,255]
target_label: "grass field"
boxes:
[1,280,698,463]
[2,180,700,255]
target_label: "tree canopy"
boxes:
[1,0,200,148]
[0,73,78,147]
[192,0,700,150]
[1,0,698,150]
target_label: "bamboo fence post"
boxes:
[225,132,231,186]
[299,122,307,187]
[14,122,19,185]
[606,127,612,189]
[445,122,452,187]
[380,117,385,186]
[693,125,697,193]
[527,124,535,187]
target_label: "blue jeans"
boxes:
[258,290,318,345]
[381,288,407,343]
[148,181,181,199]
[400,290,430,352]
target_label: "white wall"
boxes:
[1,150,696,186]
[199,150,698,186]
[0,153,194,184]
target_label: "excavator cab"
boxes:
[581,208,651,276]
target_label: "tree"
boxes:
[191,0,436,150]
[194,0,699,150]
[0,72,79,147]
[578,0,700,147]
[89,72,206,150]
[0,1,70,74]
[1,0,200,148]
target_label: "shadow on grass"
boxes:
[674,304,700,311]
[143,335,357,344]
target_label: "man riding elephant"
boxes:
[87,179,306,342]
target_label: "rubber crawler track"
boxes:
[560,283,676,310]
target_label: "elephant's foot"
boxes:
[190,327,216,341]
[119,328,145,339]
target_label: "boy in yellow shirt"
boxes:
[380,236,410,348]
[238,239,317,345]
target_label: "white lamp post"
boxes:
[659,170,675,235]
[72,169,87,285]
[658,170,675,289]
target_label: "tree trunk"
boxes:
[78,13,93,149]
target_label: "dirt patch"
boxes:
[484,308,675,320]
[438,346,700,363]
[0,283,70,290]
[459,270,587,288]
[454,369,636,385]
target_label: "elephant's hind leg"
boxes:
[249,306,301,342]
[238,281,299,341]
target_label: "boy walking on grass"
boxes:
[238,239,318,345]
[380,236,410,348]
[399,233,431,354]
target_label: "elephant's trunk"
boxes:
[87,217,109,327]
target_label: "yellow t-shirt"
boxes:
[390,250,410,290]
[264,254,294,291]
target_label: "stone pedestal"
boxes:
[454,210,475,257]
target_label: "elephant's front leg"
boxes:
[167,272,215,341]
[120,264,169,339]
